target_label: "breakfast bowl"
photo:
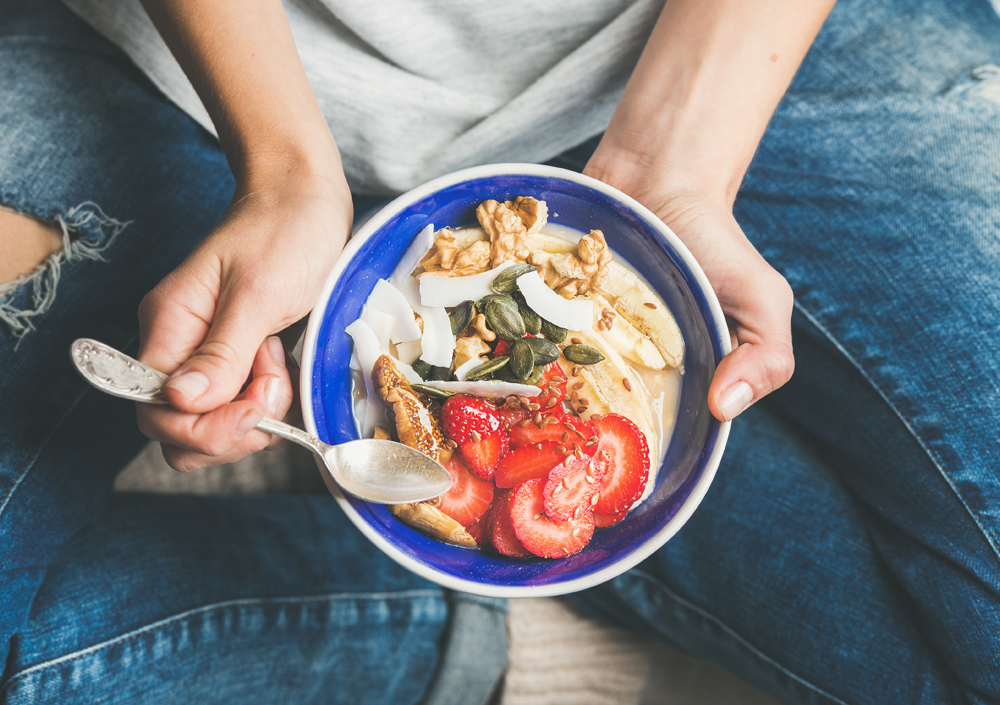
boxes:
[300,163,731,598]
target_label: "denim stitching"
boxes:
[0,589,445,695]
[793,301,1000,566]
[626,569,853,705]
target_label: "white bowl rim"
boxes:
[300,162,732,598]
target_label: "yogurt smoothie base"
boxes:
[344,196,684,558]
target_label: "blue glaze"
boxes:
[307,167,727,592]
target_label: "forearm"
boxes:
[139,0,340,186]
[588,0,835,207]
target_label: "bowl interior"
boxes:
[305,168,727,595]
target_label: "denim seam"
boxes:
[793,301,1000,566]
[626,569,853,705]
[0,588,445,696]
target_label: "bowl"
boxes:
[300,163,731,598]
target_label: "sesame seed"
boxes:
[622,378,632,391]
[644,302,657,309]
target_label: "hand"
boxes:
[585,159,794,422]
[136,163,352,471]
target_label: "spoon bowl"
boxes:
[70,338,452,504]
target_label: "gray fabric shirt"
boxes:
[63,0,663,194]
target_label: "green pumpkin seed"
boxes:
[492,364,519,382]
[475,293,517,314]
[411,359,432,381]
[429,361,455,381]
[449,300,474,335]
[563,344,605,365]
[523,337,560,366]
[411,383,456,399]
[513,292,542,335]
[485,299,526,341]
[541,319,567,344]
[465,355,510,381]
[508,339,535,381]
[523,365,545,386]
[490,263,536,294]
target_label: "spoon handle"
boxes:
[70,338,325,454]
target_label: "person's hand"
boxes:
[585,159,794,423]
[135,161,352,471]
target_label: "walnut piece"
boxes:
[421,230,491,277]
[477,200,531,267]
[454,335,492,368]
[506,196,548,235]
[528,229,613,300]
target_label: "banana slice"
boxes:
[560,330,658,466]
[591,294,666,370]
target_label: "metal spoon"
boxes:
[69,338,452,505]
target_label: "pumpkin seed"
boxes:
[449,300,474,335]
[485,299,526,341]
[542,319,567,344]
[411,383,456,399]
[411,359,432,381]
[430,361,455,381]
[475,293,516,314]
[513,292,542,335]
[523,365,545,385]
[508,339,534,381]
[523,337,560,366]
[465,355,510,381]
[563,344,605,365]
[490,263,536,294]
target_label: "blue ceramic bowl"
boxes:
[301,164,731,597]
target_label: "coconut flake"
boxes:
[360,305,394,350]
[517,271,593,331]
[345,319,387,436]
[419,261,519,308]
[396,277,456,368]
[417,380,540,398]
[394,339,422,365]
[366,279,422,343]
[395,360,422,385]
[392,223,435,284]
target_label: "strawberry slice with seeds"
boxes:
[466,512,490,546]
[510,479,594,558]
[591,414,649,515]
[494,441,564,488]
[543,452,609,521]
[528,363,568,416]
[594,510,628,529]
[510,412,597,451]
[441,396,503,445]
[436,456,495,527]
[489,489,532,558]
[459,430,509,480]
[495,405,531,429]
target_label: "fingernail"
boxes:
[165,369,210,402]
[719,381,754,421]
[235,409,263,439]
[266,377,281,415]
[268,337,286,367]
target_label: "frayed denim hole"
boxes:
[943,64,1000,106]
[0,201,131,342]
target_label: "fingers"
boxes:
[708,268,795,422]
[138,337,295,471]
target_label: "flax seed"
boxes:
[586,439,598,446]
[518,418,531,428]
[575,448,584,460]
[563,422,575,432]
[590,413,603,421]
[622,378,632,391]
[644,302,657,309]
[572,366,582,377]
[555,444,567,453]
[579,397,590,407]
[544,416,559,426]
[604,308,616,318]
[534,513,544,521]
[552,376,566,384]
[571,337,582,345]
[528,403,541,412]
[445,439,458,449]
[534,412,543,425]
[564,455,573,467]
[537,390,549,402]
[471,430,482,443]
[562,431,570,443]
[572,382,584,390]
[597,319,606,331]
[545,397,558,408]
[574,428,586,439]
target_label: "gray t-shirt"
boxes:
[63,0,663,194]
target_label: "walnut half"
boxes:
[420,229,491,277]
[528,229,613,299]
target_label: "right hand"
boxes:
[135,158,353,472]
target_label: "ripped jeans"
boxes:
[2,0,1000,703]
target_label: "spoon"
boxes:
[69,338,452,505]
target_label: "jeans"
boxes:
[1,0,998,703]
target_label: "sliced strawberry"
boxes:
[436,456,495,527]
[543,453,609,521]
[466,511,491,546]
[441,396,502,445]
[495,405,531,429]
[510,479,595,558]
[510,412,598,451]
[489,489,532,558]
[594,510,628,529]
[494,441,564,488]
[528,363,568,416]
[459,430,509,480]
[592,414,650,515]
[493,338,510,356]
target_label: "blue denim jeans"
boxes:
[1,0,999,703]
